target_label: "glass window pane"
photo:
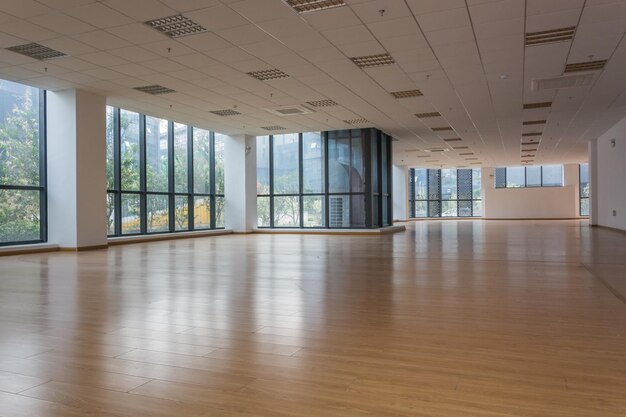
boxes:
[194,196,211,229]
[303,195,325,227]
[145,116,169,192]
[273,133,299,194]
[257,196,270,227]
[215,133,225,195]
[329,195,350,227]
[351,132,366,193]
[120,110,140,191]
[580,198,589,217]
[473,200,483,217]
[442,200,458,217]
[302,132,324,194]
[413,201,426,218]
[274,196,299,227]
[472,168,481,199]
[107,192,116,236]
[256,136,270,194]
[428,201,441,218]
[106,106,114,190]
[457,169,472,200]
[542,165,562,186]
[506,167,525,188]
[0,189,40,243]
[526,166,541,187]
[174,123,188,193]
[415,169,427,200]
[174,195,189,231]
[458,200,472,217]
[328,130,350,193]
[193,128,211,194]
[0,81,40,187]
[215,196,225,228]
[146,194,169,233]
[441,169,457,200]
[580,164,589,198]
[121,193,141,235]
[495,167,506,188]
[351,194,366,227]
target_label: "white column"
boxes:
[392,165,409,221]
[481,167,494,218]
[588,139,598,226]
[563,163,580,217]
[224,134,256,232]
[47,89,107,248]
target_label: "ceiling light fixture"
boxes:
[350,53,395,69]
[523,102,552,109]
[285,0,346,14]
[145,15,207,38]
[390,89,423,99]
[564,60,607,73]
[247,69,290,81]
[261,125,287,131]
[134,85,176,95]
[525,26,576,46]
[344,118,369,125]
[306,99,338,107]
[6,43,67,60]
[210,109,241,116]
[415,112,441,118]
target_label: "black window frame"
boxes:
[0,88,47,247]
[106,106,224,237]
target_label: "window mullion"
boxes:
[139,114,147,234]
[187,125,194,231]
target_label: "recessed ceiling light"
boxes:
[390,89,423,99]
[525,26,575,46]
[134,85,176,95]
[522,132,542,137]
[523,120,546,125]
[432,126,453,132]
[306,99,338,107]
[145,15,207,38]
[443,138,462,142]
[523,102,552,109]
[247,69,290,81]
[452,146,469,150]
[210,109,241,116]
[261,125,287,131]
[344,118,369,125]
[285,0,346,13]
[351,53,395,69]
[521,142,540,146]
[564,60,608,73]
[415,112,441,118]
[459,152,474,156]
[6,43,67,60]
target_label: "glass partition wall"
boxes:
[0,80,46,246]
[257,128,392,229]
[409,168,482,218]
[106,106,224,237]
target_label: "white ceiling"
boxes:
[1,0,625,167]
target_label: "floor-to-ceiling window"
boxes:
[0,80,46,246]
[106,106,224,236]
[580,163,589,217]
[257,129,392,228]
[409,168,482,218]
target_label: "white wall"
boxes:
[482,165,579,219]
[593,115,626,231]
[47,89,107,248]
[224,134,257,232]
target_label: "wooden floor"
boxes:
[1,220,626,417]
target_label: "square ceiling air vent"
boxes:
[6,43,67,60]
[523,120,546,125]
[285,0,346,13]
[306,99,338,107]
[351,53,395,69]
[390,89,423,99]
[432,126,453,132]
[210,109,241,116]
[247,69,290,81]
[415,111,441,118]
[266,105,314,116]
[523,102,552,109]
[531,73,593,91]
[525,26,575,46]
[134,85,175,95]
[145,15,207,38]
[344,118,369,125]
[564,60,607,73]
[261,125,286,131]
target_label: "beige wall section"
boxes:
[482,165,579,219]
[47,89,107,248]
[594,115,626,231]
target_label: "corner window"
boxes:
[495,165,563,188]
